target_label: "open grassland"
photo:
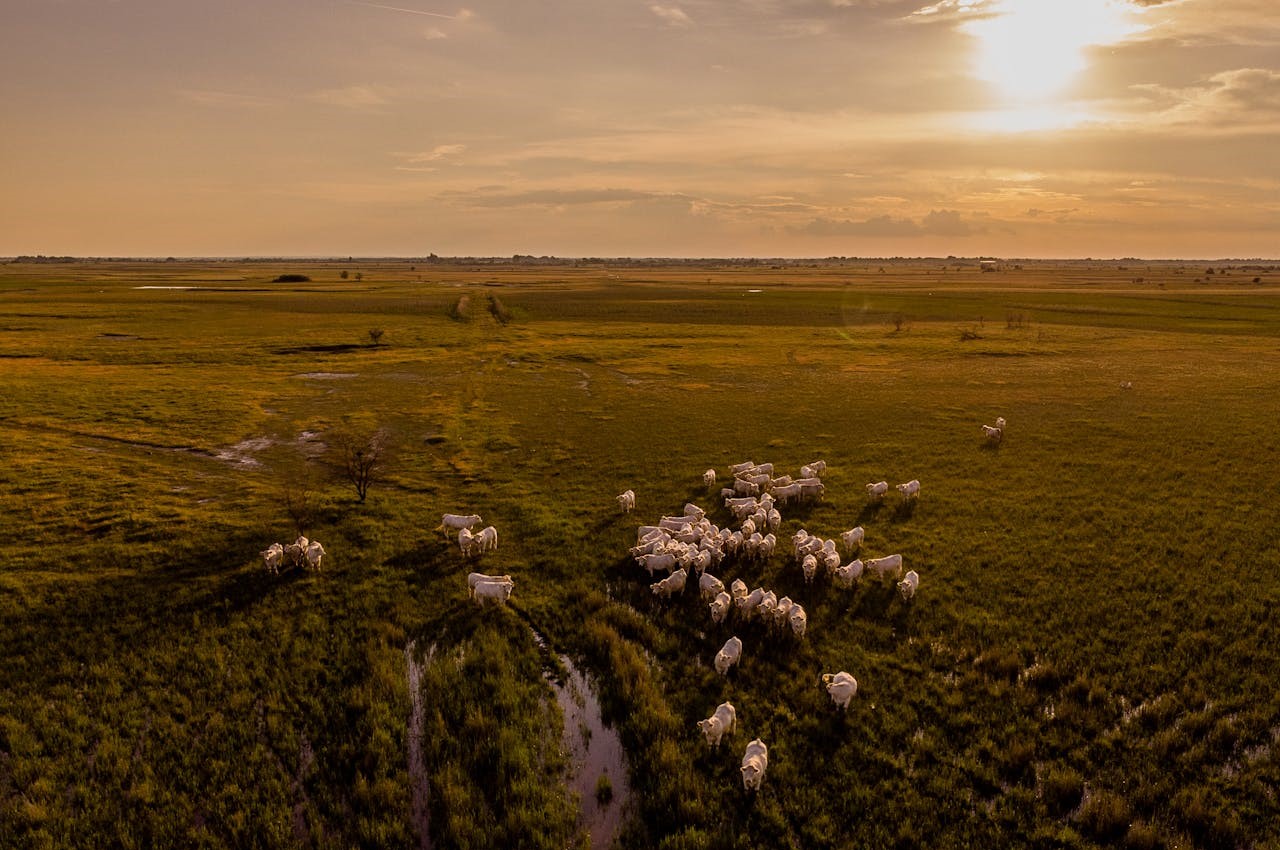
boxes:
[1,259,1278,849]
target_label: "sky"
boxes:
[2,0,1277,258]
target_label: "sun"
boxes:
[965,0,1139,103]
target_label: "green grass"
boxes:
[2,259,1279,848]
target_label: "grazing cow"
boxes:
[458,527,478,557]
[284,537,308,570]
[896,479,920,500]
[305,540,325,571]
[699,572,725,600]
[822,550,842,575]
[697,702,737,748]
[729,460,757,475]
[898,569,920,601]
[703,469,717,487]
[639,552,677,576]
[840,526,865,553]
[736,587,766,618]
[822,672,858,710]
[771,481,802,504]
[774,597,794,630]
[740,739,768,791]
[709,591,733,624]
[765,508,782,531]
[683,502,707,521]
[865,553,904,580]
[834,559,864,589]
[473,580,513,605]
[865,481,889,501]
[759,533,777,559]
[981,424,1003,443]
[651,568,688,599]
[733,478,760,496]
[789,604,808,638]
[808,460,828,475]
[261,543,284,574]
[616,489,636,513]
[1120,381,1132,390]
[474,525,498,554]
[467,572,513,596]
[802,554,819,584]
[439,513,482,536]
[798,481,826,501]
[995,416,1006,429]
[715,636,743,676]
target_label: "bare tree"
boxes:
[331,427,393,503]
[368,328,385,346]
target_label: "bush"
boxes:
[1124,820,1162,850]
[1042,766,1084,817]
[1080,788,1131,842]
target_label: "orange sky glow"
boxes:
[2,0,1277,258]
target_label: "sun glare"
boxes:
[966,0,1139,103]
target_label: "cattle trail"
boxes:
[405,640,436,850]
[531,628,631,850]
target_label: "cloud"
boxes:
[650,5,694,27]
[349,2,466,20]
[406,144,467,163]
[1142,68,1280,125]
[307,85,391,109]
[179,89,274,109]
[906,0,995,22]
[456,188,683,207]
[798,209,983,236]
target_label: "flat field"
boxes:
[1,259,1278,849]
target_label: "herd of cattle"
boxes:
[260,535,325,574]
[619,458,929,791]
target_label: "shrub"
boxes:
[1080,788,1131,843]
[1124,820,1162,850]
[1042,766,1084,817]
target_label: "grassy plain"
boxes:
[1,259,1278,849]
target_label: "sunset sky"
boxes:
[3,0,1277,258]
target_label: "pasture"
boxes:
[1,259,1278,849]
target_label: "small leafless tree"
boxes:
[368,328,385,346]
[331,427,393,503]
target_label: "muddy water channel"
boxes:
[533,631,632,850]
[405,640,435,850]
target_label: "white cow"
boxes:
[736,587,766,618]
[473,580,513,605]
[639,552,677,576]
[709,591,733,624]
[995,416,1007,428]
[729,460,757,475]
[822,550,842,575]
[789,603,808,638]
[458,527,478,557]
[305,540,325,571]
[774,597,794,631]
[616,489,636,513]
[730,578,749,601]
[981,424,1003,443]
[822,672,858,710]
[865,481,889,501]
[866,553,904,580]
[740,739,768,791]
[834,559,864,589]
[897,479,920,500]
[703,469,716,487]
[697,702,737,748]
[439,513,482,536]
[699,572,725,600]
[840,526,865,553]
[802,554,819,584]
[474,525,498,554]
[898,569,920,600]
[467,572,513,595]
[651,568,688,599]
[714,636,743,676]
[683,502,707,521]
[261,543,284,574]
